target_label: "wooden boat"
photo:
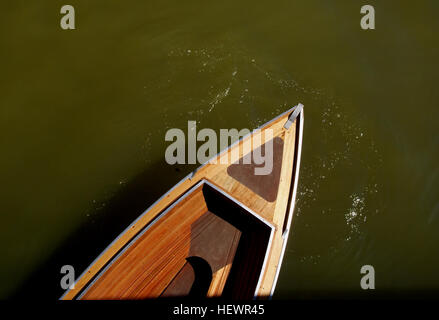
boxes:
[61,104,304,300]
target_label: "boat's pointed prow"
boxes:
[61,105,304,300]
[284,103,304,129]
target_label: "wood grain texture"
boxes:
[81,187,241,299]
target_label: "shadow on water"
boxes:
[12,159,196,300]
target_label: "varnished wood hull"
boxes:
[61,105,304,300]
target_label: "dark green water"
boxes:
[1,1,438,299]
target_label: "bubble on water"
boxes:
[342,191,369,242]
[209,86,231,112]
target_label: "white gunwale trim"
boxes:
[203,180,274,229]
[253,227,275,299]
[60,105,300,300]
[268,108,304,298]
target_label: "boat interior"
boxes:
[61,104,303,300]
[78,181,273,300]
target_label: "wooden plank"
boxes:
[82,187,208,299]
[81,197,242,298]
[257,119,297,296]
